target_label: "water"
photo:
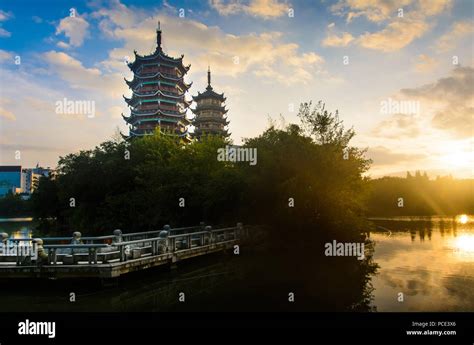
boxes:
[369,216,474,311]
[0,218,34,239]
[1,216,473,312]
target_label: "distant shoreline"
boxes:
[0,217,34,222]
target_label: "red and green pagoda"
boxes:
[122,23,192,139]
[192,67,229,139]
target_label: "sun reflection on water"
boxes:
[452,234,474,257]
[457,214,469,224]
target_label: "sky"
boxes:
[0,0,472,178]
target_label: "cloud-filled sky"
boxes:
[0,0,472,178]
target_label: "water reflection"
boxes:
[1,216,473,312]
[453,234,474,256]
[370,215,474,311]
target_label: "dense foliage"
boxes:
[367,172,474,216]
[0,193,31,218]
[31,102,370,243]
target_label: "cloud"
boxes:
[331,0,412,23]
[0,10,12,37]
[331,0,452,52]
[400,66,474,137]
[0,49,12,63]
[0,28,11,37]
[332,0,450,23]
[322,32,354,47]
[436,20,474,52]
[56,41,70,49]
[55,15,90,47]
[92,3,324,85]
[367,146,425,166]
[0,98,16,121]
[432,105,473,138]
[42,51,124,98]
[32,16,43,24]
[0,65,127,167]
[371,67,473,140]
[414,54,437,73]
[0,10,12,22]
[372,113,421,138]
[209,0,289,18]
[357,18,430,52]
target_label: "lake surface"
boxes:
[369,216,474,311]
[1,216,473,312]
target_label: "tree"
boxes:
[297,101,355,147]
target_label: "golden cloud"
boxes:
[436,20,474,52]
[210,0,289,18]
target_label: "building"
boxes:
[192,67,229,139]
[122,22,192,139]
[21,166,51,195]
[0,166,22,197]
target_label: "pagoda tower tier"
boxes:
[191,67,230,139]
[121,22,191,139]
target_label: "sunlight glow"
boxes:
[438,141,474,172]
[454,234,474,254]
[457,214,469,224]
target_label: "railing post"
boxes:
[0,233,7,264]
[1,232,8,246]
[237,223,243,239]
[71,231,82,245]
[159,229,169,254]
[119,244,124,262]
[33,238,47,265]
[205,226,213,245]
[71,231,82,262]
[113,229,122,244]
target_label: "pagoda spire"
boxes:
[207,66,212,90]
[208,66,211,86]
[156,21,162,50]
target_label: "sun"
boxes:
[440,151,472,168]
[457,214,469,224]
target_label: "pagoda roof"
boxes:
[192,86,226,102]
[131,71,182,81]
[194,104,228,113]
[193,67,226,101]
[132,88,185,99]
[129,108,187,117]
[193,116,230,126]
[124,76,192,90]
[128,49,187,71]
[124,95,191,108]
[193,128,230,137]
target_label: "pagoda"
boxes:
[122,23,192,139]
[192,67,229,139]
